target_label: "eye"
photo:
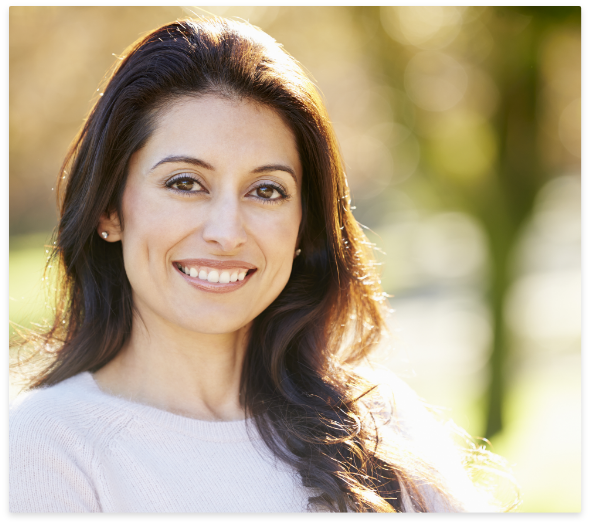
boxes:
[166,174,203,193]
[248,183,288,202]
[256,186,279,199]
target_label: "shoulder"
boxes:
[10,372,133,446]
[354,365,494,512]
[354,365,457,441]
[353,365,426,432]
[9,372,128,512]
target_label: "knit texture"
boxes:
[9,371,487,513]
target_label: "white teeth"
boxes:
[179,264,250,283]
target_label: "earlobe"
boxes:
[97,211,122,242]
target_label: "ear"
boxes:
[97,211,122,242]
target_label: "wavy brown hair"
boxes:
[12,17,515,512]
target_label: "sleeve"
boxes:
[386,374,494,512]
[357,367,494,512]
[10,403,102,513]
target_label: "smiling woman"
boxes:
[10,17,510,513]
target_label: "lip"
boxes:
[174,258,257,271]
[173,259,257,294]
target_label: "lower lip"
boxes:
[174,265,255,294]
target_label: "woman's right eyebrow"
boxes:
[150,155,215,172]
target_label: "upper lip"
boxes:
[173,258,257,270]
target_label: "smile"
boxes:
[173,258,257,293]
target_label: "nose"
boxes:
[201,193,248,252]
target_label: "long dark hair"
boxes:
[13,17,513,512]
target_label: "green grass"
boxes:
[9,232,56,334]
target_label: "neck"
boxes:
[93,308,251,422]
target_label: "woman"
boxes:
[10,17,511,512]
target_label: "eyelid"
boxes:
[250,179,288,195]
[246,181,291,205]
[165,172,206,187]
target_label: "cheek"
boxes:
[119,187,176,273]
[251,204,301,275]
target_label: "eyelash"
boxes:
[164,173,291,204]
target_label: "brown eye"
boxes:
[256,186,275,199]
[170,178,201,192]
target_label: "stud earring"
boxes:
[101,231,109,239]
[295,248,301,257]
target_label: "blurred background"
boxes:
[9,6,581,512]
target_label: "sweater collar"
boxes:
[76,371,259,443]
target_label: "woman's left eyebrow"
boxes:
[252,164,297,184]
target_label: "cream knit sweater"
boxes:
[9,371,488,513]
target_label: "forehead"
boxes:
[135,94,302,179]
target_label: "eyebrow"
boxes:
[150,156,298,184]
[150,155,215,172]
[252,164,297,184]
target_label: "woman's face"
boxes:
[103,95,303,335]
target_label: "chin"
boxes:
[180,315,255,336]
